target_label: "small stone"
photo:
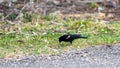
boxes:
[46,57,51,60]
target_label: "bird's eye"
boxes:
[66,35,70,39]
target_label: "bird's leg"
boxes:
[58,43,62,48]
[70,41,72,44]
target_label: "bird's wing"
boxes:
[66,35,71,39]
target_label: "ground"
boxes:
[0,43,120,68]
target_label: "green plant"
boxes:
[87,2,98,8]
[8,13,18,20]
[41,14,59,21]
[23,12,32,22]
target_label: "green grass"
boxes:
[0,14,120,58]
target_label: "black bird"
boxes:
[59,34,88,44]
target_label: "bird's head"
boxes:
[59,37,62,43]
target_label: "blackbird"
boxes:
[59,34,88,44]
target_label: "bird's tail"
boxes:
[79,36,88,39]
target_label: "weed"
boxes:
[23,12,32,22]
[87,2,98,8]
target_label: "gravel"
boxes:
[0,43,120,68]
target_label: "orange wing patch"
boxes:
[66,35,71,39]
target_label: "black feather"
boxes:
[59,34,88,44]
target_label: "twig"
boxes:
[2,11,13,20]
[15,2,31,20]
